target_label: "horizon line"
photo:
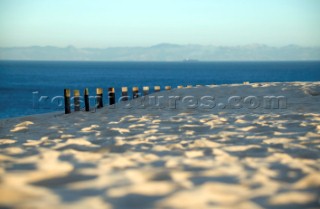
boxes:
[1,43,320,49]
[1,59,320,62]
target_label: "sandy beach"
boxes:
[0,82,320,209]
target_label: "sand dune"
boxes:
[0,82,319,209]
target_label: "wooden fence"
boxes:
[63,82,250,114]
[64,85,176,114]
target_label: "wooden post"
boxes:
[177,85,183,89]
[165,86,171,91]
[108,87,115,105]
[121,87,128,101]
[154,86,160,92]
[133,87,139,99]
[96,88,103,108]
[143,86,149,96]
[84,88,90,111]
[64,89,71,114]
[74,90,80,111]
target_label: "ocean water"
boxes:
[0,61,319,119]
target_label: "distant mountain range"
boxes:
[1,44,320,61]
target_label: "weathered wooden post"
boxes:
[84,88,90,111]
[96,88,103,108]
[165,86,171,91]
[121,87,128,101]
[133,87,139,99]
[143,86,149,96]
[177,85,183,89]
[64,89,71,114]
[108,87,115,105]
[154,86,161,93]
[74,90,80,111]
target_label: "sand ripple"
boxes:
[0,82,320,209]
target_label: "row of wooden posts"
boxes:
[64,82,251,114]
[64,85,187,114]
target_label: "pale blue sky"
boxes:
[0,0,319,47]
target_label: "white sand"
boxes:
[0,82,320,209]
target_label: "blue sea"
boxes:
[0,61,320,119]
